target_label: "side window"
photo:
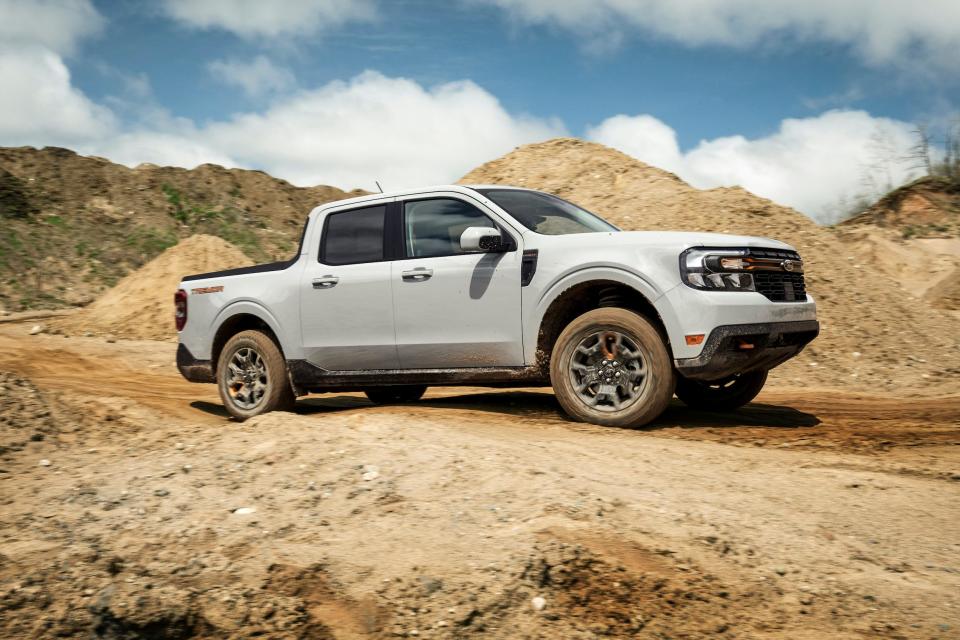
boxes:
[321,205,386,265]
[404,198,497,258]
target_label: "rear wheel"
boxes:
[217,330,295,421]
[364,385,427,405]
[550,308,674,428]
[675,370,768,411]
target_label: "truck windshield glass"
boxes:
[477,189,618,235]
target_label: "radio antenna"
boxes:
[375,180,384,194]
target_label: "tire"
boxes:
[675,370,768,411]
[364,385,427,405]
[217,330,295,421]
[550,308,674,428]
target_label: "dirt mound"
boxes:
[462,138,960,392]
[53,235,251,341]
[929,266,960,311]
[0,372,59,458]
[1,337,958,638]
[836,229,960,312]
[0,146,365,312]
[842,175,960,238]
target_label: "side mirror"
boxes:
[460,227,503,252]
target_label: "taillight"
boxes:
[174,289,187,331]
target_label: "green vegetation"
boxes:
[0,169,33,219]
[161,183,187,223]
[910,122,960,187]
[161,183,220,225]
[126,227,178,257]
[159,183,266,261]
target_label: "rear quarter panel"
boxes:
[177,263,305,362]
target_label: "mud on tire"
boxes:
[217,330,295,421]
[550,308,674,428]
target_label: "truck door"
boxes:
[299,202,400,370]
[392,195,524,369]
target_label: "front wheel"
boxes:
[364,385,427,405]
[675,370,768,411]
[217,330,295,421]
[550,308,675,428]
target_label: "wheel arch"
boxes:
[210,304,288,376]
[530,270,676,373]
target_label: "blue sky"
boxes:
[2,0,958,221]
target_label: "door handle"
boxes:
[312,276,339,289]
[401,268,433,282]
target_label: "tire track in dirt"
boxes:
[0,328,221,424]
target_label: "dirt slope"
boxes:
[842,175,960,238]
[932,266,960,311]
[461,138,960,393]
[50,235,252,341]
[837,174,960,314]
[0,325,958,639]
[0,146,365,313]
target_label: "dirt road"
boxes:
[1,324,958,638]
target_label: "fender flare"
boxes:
[209,300,293,360]
[524,266,682,364]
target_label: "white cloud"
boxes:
[585,114,683,175]
[90,130,238,170]
[478,0,960,69]
[162,0,376,38]
[208,56,296,97]
[0,53,563,191]
[0,0,104,54]
[0,47,115,146]
[201,71,565,189]
[588,110,921,222]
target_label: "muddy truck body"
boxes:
[175,185,818,426]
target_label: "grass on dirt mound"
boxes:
[0,146,364,313]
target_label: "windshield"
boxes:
[477,189,619,235]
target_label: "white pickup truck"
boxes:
[176,185,818,426]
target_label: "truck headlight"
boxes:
[680,248,756,292]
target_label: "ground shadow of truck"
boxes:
[190,390,820,430]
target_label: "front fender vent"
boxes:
[521,249,538,287]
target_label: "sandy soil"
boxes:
[1,323,959,639]
[51,235,252,341]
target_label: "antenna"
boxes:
[375,181,384,194]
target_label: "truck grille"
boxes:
[749,249,807,302]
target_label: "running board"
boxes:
[286,360,548,392]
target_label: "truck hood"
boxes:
[526,230,795,252]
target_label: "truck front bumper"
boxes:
[176,343,215,383]
[674,319,819,381]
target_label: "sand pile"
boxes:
[0,145,364,313]
[462,138,960,393]
[930,266,960,311]
[54,235,251,341]
[841,175,960,238]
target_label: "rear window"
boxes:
[321,205,386,265]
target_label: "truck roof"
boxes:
[310,184,536,215]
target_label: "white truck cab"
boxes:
[176,185,818,426]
